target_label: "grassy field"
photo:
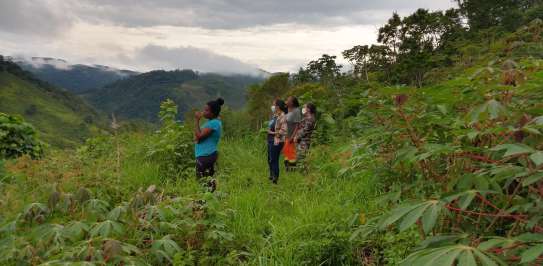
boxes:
[0,132,383,265]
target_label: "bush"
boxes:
[145,100,194,179]
[0,113,43,159]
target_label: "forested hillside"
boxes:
[84,70,263,122]
[15,57,138,94]
[0,56,105,147]
[1,0,543,265]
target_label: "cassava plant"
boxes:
[145,99,194,179]
[350,88,543,265]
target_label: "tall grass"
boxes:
[0,132,381,265]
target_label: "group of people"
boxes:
[266,96,316,184]
[191,96,317,191]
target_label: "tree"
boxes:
[342,45,371,82]
[306,54,342,87]
[291,67,314,85]
[375,9,464,87]
[455,0,540,31]
[246,73,290,129]
[378,12,403,58]
[0,113,43,159]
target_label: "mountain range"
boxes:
[0,56,105,147]
[0,56,265,146]
[13,57,138,94]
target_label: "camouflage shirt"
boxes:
[295,114,316,147]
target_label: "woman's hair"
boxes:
[275,99,288,113]
[207,98,225,117]
[289,96,300,108]
[305,102,317,114]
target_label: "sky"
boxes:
[0,0,456,74]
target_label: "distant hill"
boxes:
[14,57,138,93]
[0,56,105,147]
[84,70,263,122]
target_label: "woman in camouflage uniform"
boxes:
[294,103,316,173]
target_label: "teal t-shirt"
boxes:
[195,119,222,157]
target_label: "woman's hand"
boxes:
[195,111,203,120]
[268,130,275,134]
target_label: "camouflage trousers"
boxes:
[296,141,311,173]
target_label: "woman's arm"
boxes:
[277,117,287,137]
[194,112,213,143]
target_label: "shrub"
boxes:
[145,100,194,179]
[0,113,43,159]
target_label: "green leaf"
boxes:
[522,126,542,135]
[522,172,543,187]
[458,191,477,210]
[421,202,441,234]
[533,116,543,125]
[491,144,534,157]
[418,234,469,249]
[378,203,421,230]
[399,203,429,231]
[530,151,543,166]
[487,100,506,120]
[520,244,543,263]
[478,238,508,251]
[437,105,448,115]
[90,220,123,238]
[152,235,181,263]
[402,246,458,266]
[434,248,463,266]
[472,249,501,266]
[458,250,477,266]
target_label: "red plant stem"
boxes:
[476,193,501,211]
[445,204,526,218]
[459,152,499,164]
[446,204,543,233]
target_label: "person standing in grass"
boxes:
[194,98,224,192]
[294,103,317,173]
[268,99,288,184]
[284,96,302,171]
[267,99,279,181]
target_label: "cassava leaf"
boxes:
[378,203,422,230]
[458,250,477,266]
[529,151,543,166]
[491,144,534,157]
[421,202,441,234]
[522,172,543,187]
[399,203,429,231]
[520,244,543,264]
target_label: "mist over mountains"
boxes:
[13,57,139,93]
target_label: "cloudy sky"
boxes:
[0,0,455,74]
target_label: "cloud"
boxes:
[0,0,457,73]
[0,0,73,36]
[124,44,261,75]
[17,57,73,70]
[68,0,455,29]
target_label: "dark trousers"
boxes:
[267,140,284,181]
[196,152,218,178]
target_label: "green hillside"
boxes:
[15,57,138,94]
[0,57,104,147]
[84,70,263,122]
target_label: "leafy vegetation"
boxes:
[0,56,106,147]
[2,1,543,265]
[0,113,43,159]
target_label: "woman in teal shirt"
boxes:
[194,98,224,191]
